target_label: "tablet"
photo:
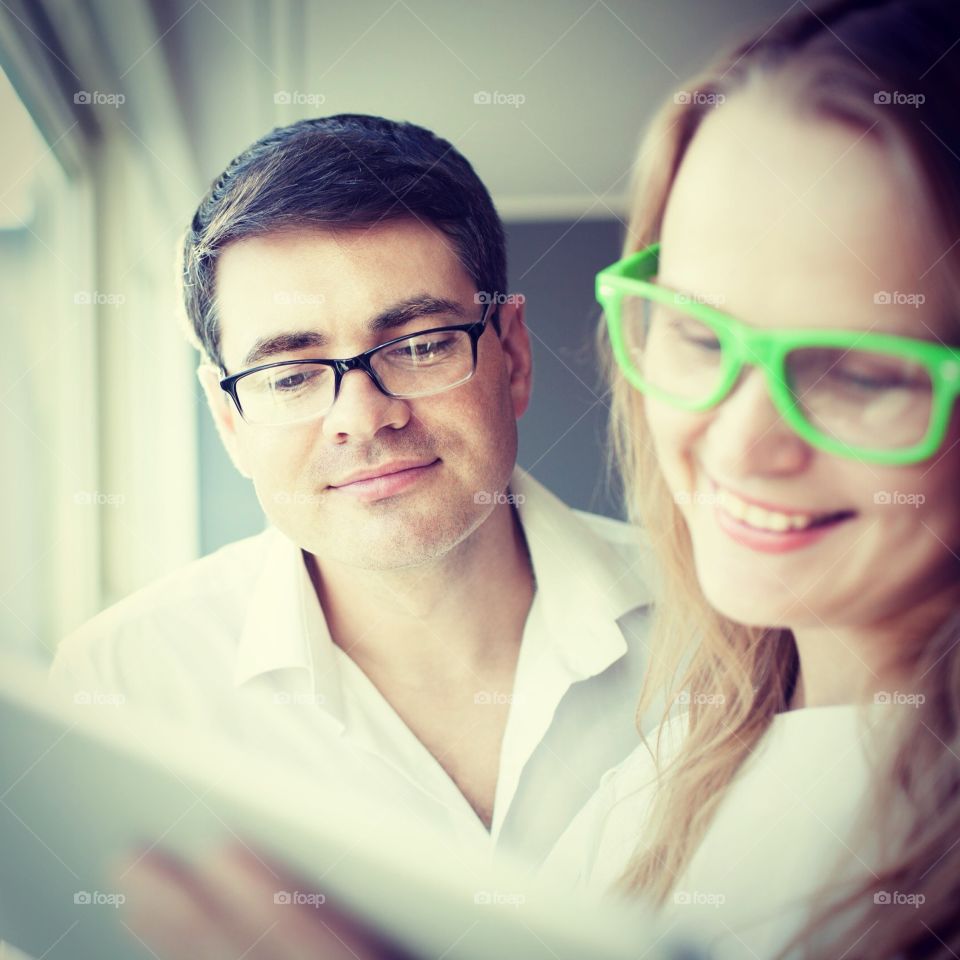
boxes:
[0,649,691,960]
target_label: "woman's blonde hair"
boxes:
[607,1,960,956]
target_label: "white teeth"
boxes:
[716,488,819,533]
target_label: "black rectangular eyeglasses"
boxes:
[219,302,497,425]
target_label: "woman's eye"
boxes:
[666,316,721,350]
[829,366,927,392]
[834,372,890,390]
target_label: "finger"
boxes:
[109,848,239,960]
[198,843,354,960]
[193,843,312,960]
[211,843,410,960]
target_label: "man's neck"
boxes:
[304,501,535,829]
[305,501,535,683]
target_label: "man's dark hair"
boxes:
[181,114,507,369]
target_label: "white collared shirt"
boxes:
[543,705,883,957]
[50,468,658,868]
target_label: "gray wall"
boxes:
[197,217,625,555]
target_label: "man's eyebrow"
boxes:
[238,295,468,369]
[368,295,467,333]
[241,331,328,368]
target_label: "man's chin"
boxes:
[305,512,464,571]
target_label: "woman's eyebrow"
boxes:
[239,295,467,367]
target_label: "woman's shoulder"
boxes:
[539,711,690,894]
[584,709,690,819]
[613,710,689,789]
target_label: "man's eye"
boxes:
[271,369,321,391]
[393,338,453,361]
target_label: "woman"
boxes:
[545,0,960,957]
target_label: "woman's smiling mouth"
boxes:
[706,478,857,552]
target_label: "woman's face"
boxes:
[647,83,960,633]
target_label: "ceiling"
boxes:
[3,0,803,222]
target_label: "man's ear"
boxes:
[197,364,253,479]
[495,299,533,420]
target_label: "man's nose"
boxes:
[320,368,410,443]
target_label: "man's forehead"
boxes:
[219,219,458,268]
[215,221,471,308]
[213,223,476,370]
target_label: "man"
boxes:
[51,115,655,870]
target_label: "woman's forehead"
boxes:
[657,90,951,340]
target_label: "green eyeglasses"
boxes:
[596,243,960,466]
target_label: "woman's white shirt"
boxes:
[543,705,882,959]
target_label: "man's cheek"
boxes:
[250,462,312,515]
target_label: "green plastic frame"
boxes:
[596,242,960,465]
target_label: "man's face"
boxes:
[201,219,532,570]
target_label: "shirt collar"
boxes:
[233,527,317,686]
[234,466,652,690]
[509,466,652,679]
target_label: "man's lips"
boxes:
[326,459,441,502]
[329,459,439,489]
